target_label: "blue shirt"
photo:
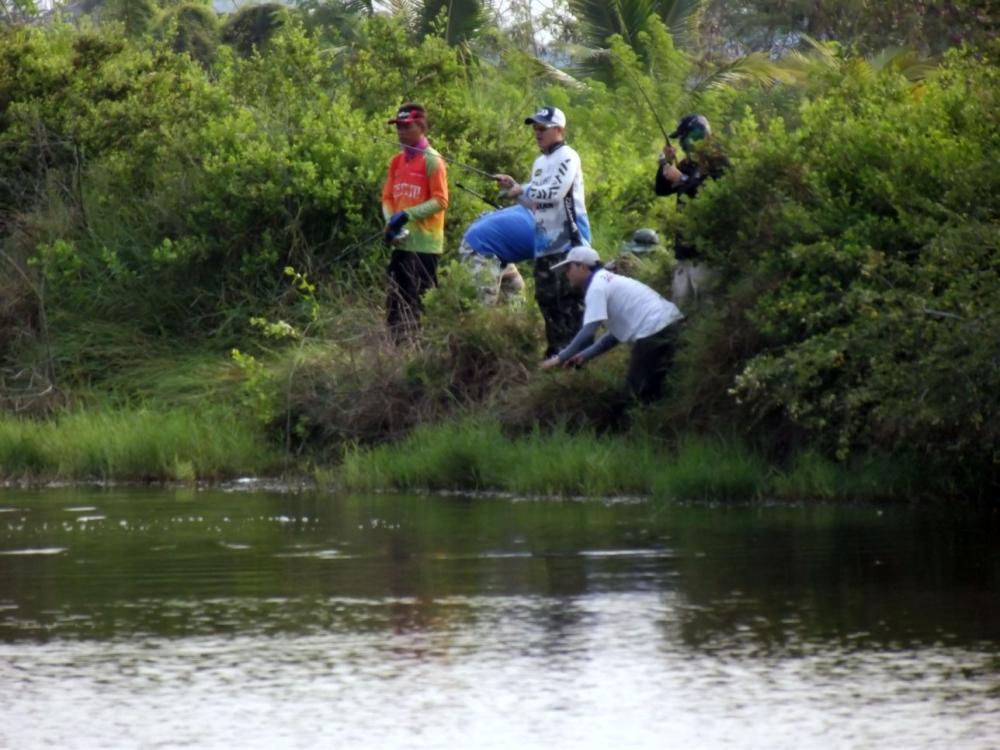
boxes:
[461,205,535,265]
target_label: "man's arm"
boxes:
[493,174,523,199]
[570,332,619,364]
[555,321,600,362]
[656,161,707,198]
[406,152,449,220]
[381,158,395,221]
[525,149,580,204]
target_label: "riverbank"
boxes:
[0,406,282,483]
[1,29,995,502]
[0,407,928,501]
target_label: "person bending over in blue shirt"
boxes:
[457,204,534,305]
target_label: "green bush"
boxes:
[0,13,995,496]
[677,46,1000,490]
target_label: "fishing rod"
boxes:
[601,48,673,147]
[368,135,498,181]
[455,181,501,209]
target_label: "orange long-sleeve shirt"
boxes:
[381,145,449,254]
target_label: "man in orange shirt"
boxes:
[381,103,449,341]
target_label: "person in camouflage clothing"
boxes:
[654,114,729,310]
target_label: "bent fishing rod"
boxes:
[597,48,673,147]
[455,181,501,209]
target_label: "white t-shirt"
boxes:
[518,143,591,257]
[583,269,683,342]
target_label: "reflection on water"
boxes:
[1,488,998,749]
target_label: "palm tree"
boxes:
[364,0,485,47]
[569,0,704,50]
[778,35,936,87]
[417,0,484,46]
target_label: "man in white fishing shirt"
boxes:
[493,106,592,356]
[540,246,684,402]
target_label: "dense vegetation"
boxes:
[0,0,996,497]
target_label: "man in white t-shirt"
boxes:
[540,246,684,402]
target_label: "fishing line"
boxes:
[367,135,498,181]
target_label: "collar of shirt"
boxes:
[544,141,566,156]
[403,136,429,161]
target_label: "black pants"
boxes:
[386,250,438,342]
[626,323,680,402]
[533,253,584,357]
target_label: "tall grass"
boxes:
[771,449,921,501]
[337,419,926,500]
[0,406,280,481]
[340,418,762,499]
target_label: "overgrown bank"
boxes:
[335,418,923,501]
[0,12,997,499]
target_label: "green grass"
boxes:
[771,449,921,500]
[0,406,281,481]
[650,435,771,500]
[0,404,928,498]
[339,418,762,499]
[337,419,926,500]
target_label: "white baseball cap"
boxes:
[524,106,567,129]
[552,245,601,269]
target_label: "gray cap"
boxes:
[621,228,661,254]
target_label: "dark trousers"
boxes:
[387,249,438,342]
[626,323,680,402]
[533,253,585,356]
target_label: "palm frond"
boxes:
[869,47,936,82]
[689,51,792,95]
[343,0,376,15]
[496,42,590,90]
[658,0,705,50]
[569,0,659,47]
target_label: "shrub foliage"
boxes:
[0,8,995,494]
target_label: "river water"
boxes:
[1,487,998,749]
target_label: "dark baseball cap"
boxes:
[669,114,711,140]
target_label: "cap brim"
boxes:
[550,258,572,269]
[668,129,681,139]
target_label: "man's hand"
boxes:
[384,211,409,242]
[567,353,585,368]
[493,174,522,199]
[540,355,562,370]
